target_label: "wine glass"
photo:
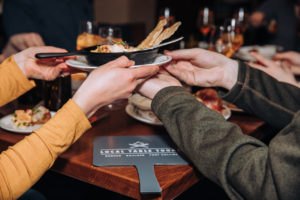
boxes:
[158,7,176,27]
[213,25,234,58]
[97,26,125,111]
[197,7,214,48]
[225,18,244,52]
[76,20,101,50]
[98,26,122,44]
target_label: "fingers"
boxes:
[274,51,294,60]
[164,49,201,61]
[250,52,274,67]
[131,65,159,80]
[104,56,134,68]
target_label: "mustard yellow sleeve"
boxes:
[0,56,35,106]
[0,100,91,199]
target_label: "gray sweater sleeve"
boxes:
[152,86,300,200]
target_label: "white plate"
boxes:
[125,103,231,126]
[66,54,172,72]
[235,45,283,61]
[0,112,55,134]
[222,101,244,113]
[125,104,163,126]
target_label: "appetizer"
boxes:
[194,88,224,114]
[12,106,51,128]
[91,19,182,53]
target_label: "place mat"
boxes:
[93,135,189,195]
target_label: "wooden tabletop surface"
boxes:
[0,101,266,200]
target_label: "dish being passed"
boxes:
[35,19,182,66]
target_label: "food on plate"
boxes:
[91,19,182,53]
[194,88,224,114]
[12,106,51,128]
[128,93,161,123]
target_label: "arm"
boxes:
[0,55,159,199]
[152,86,300,200]
[0,100,91,199]
[163,48,300,130]
[222,61,300,130]
[0,56,35,106]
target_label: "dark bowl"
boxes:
[82,46,159,66]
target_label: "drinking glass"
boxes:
[98,26,124,111]
[76,20,101,50]
[98,26,122,44]
[197,7,214,47]
[225,18,244,52]
[158,7,175,27]
[212,25,234,58]
[234,7,248,34]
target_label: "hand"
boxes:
[249,11,265,27]
[163,48,238,90]
[1,33,45,60]
[137,70,182,99]
[14,46,70,80]
[72,56,159,118]
[249,52,299,87]
[274,51,300,75]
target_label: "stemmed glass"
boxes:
[158,7,175,27]
[197,7,214,48]
[225,18,244,52]
[98,26,125,111]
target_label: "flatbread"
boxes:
[137,19,167,49]
[152,22,182,46]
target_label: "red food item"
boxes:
[195,88,224,113]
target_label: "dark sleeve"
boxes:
[220,62,300,130]
[255,0,279,21]
[152,86,300,200]
[2,0,39,37]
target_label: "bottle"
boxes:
[43,76,71,111]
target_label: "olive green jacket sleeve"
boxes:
[151,63,300,200]
[221,62,300,130]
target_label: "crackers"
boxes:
[137,19,181,49]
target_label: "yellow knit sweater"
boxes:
[0,56,91,199]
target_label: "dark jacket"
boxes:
[2,0,93,51]
[152,62,300,199]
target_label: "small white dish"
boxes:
[125,103,231,126]
[125,104,163,126]
[0,112,55,134]
[235,45,283,61]
[66,54,172,72]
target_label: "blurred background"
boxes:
[0,0,298,52]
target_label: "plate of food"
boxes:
[126,93,163,126]
[35,19,182,66]
[194,88,231,120]
[66,54,172,72]
[0,106,55,134]
[234,45,283,61]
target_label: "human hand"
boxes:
[274,51,300,75]
[137,69,182,99]
[14,46,70,80]
[72,56,159,118]
[249,11,265,27]
[163,48,238,90]
[249,52,299,87]
[1,33,45,60]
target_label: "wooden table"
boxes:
[0,102,266,200]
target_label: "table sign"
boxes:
[93,135,189,195]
